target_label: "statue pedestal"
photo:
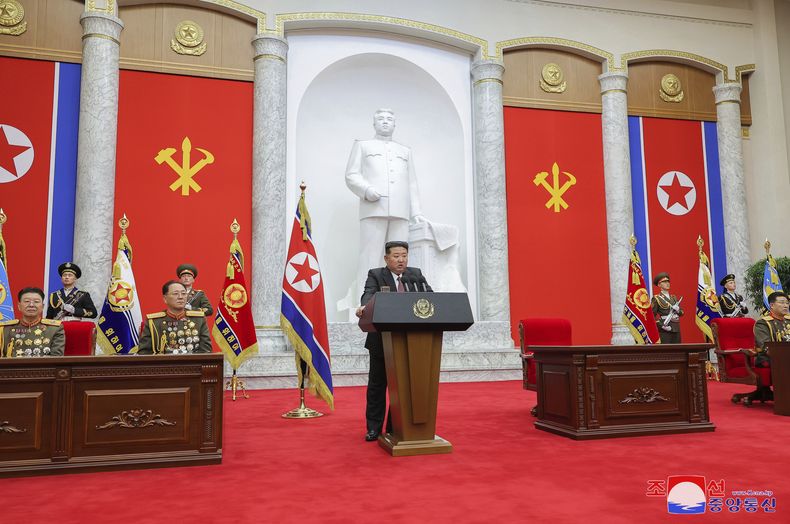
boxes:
[408,222,465,292]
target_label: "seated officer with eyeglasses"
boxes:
[745,291,790,405]
[137,280,212,355]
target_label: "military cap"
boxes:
[176,264,198,278]
[58,262,81,278]
[652,272,670,286]
[768,291,789,304]
[719,274,736,287]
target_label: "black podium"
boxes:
[360,291,473,456]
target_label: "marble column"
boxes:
[471,59,510,322]
[72,11,124,303]
[251,36,288,326]
[713,83,750,283]
[599,71,634,345]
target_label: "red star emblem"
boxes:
[290,256,319,288]
[659,173,694,210]
[0,127,30,177]
[109,282,132,305]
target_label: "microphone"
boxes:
[418,276,429,292]
[401,274,414,292]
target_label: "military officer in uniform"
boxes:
[176,264,213,316]
[46,262,96,320]
[138,280,212,355]
[651,272,683,344]
[744,291,790,405]
[0,287,65,357]
[718,273,749,318]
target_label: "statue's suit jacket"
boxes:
[360,266,433,352]
[345,139,422,221]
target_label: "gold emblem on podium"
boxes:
[413,298,435,319]
[0,0,27,36]
[659,73,684,103]
[540,63,566,94]
[171,20,206,56]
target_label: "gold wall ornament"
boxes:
[0,0,26,36]
[413,298,435,319]
[155,137,215,196]
[659,73,684,103]
[533,162,576,213]
[171,20,207,56]
[540,63,567,93]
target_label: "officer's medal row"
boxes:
[165,320,199,354]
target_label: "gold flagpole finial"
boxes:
[697,235,704,253]
[765,238,772,255]
[300,181,307,193]
[118,213,129,232]
[629,234,637,248]
[230,218,240,239]
[0,208,6,227]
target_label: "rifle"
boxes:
[662,296,683,328]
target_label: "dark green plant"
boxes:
[744,256,790,311]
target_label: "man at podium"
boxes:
[355,240,433,442]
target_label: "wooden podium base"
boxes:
[378,433,453,457]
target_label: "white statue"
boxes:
[344,109,426,307]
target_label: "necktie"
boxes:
[397,276,405,293]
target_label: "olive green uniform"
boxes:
[137,310,212,355]
[753,314,790,367]
[651,293,683,343]
[186,288,213,316]
[0,318,65,358]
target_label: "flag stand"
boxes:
[282,359,323,418]
[225,369,249,401]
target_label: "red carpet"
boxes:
[2,381,787,523]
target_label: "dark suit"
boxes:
[361,266,432,433]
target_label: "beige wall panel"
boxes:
[627,62,717,121]
[503,48,602,113]
[0,0,82,63]
[119,4,254,81]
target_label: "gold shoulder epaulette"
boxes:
[0,319,19,326]
[784,314,790,320]
[41,318,61,326]
[147,312,166,319]
[762,315,773,321]
[186,310,205,317]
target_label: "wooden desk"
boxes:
[531,344,715,440]
[0,354,223,477]
[768,342,790,416]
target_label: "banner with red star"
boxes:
[97,226,143,354]
[280,190,334,409]
[629,117,727,343]
[211,225,258,370]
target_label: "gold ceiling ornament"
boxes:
[540,62,567,93]
[0,0,26,36]
[171,20,207,56]
[659,73,684,103]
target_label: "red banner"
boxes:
[504,107,611,345]
[0,57,54,293]
[115,71,253,335]
[641,118,711,343]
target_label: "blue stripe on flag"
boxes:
[703,121,728,292]
[47,62,81,292]
[215,311,242,356]
[281,291,333,391]
[628,116,650,283]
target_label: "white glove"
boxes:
[364,187,381,201]
[670,304,680,313]
[63,303,76,314]
[184,304,193,310]
[662,325,672,332]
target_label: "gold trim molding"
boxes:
[86,0,116,16]
[274,12,489,57]
[253,53,286,63]
[496,37,614,69]
[734,64,755,83]
[620,49,729,81]
[82,33,121,45]
[202,0,265,33]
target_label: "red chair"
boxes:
[711,317,772,406]
[519,318,572,415]
[62,320,96,356]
